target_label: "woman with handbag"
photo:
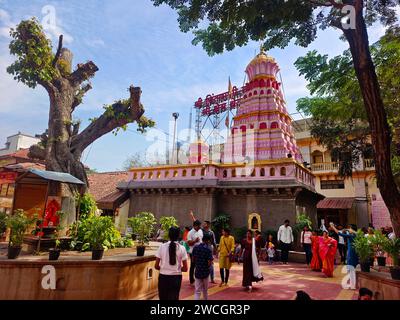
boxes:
[218,228,235,287]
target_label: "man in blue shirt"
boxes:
[192,233,213,300]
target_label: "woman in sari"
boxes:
[318,231,338,277]
[239,230,264,292]
[310,230,321,271]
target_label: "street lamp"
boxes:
[172,113,179,164]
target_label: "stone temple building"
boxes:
[120,50,323,232]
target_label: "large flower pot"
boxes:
[49,248,61,261]
[92,249,104,260]
[7,245,22,259]
[377,256,386,267]
[360,262,371,272]
[136,246,145,257]
[390,266,400,280]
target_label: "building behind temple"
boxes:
[119,50,323,231]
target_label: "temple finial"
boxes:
[260,43,265,55]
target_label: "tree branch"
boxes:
[308,0,345,9]
[52,34,63,67]
[69,61,99,86]
[28,144,46,161]
[72,83,92,111]
[71,86,145,155]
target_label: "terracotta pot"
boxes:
[377,256,386,267]
[92,249,104,260]
[360,262,371,272]
[390,266,400,280]
[49,248,61,261]
[136,246,145,257]
[7,245,22,259]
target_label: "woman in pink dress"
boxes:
[318,231,338,277]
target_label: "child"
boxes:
[234,242,242,264]
[192,233,213,300]
[267,241,275,265]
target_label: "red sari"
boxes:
[318,236,338,277]
[310,236,321,271]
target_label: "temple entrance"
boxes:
[248,213,261,232]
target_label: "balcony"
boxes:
[311,160,375,173]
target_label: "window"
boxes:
[223,170,227,178]
[280,167,286,176]
[320,180,345,189]
[165,171,169,178]
[271,122,279,129]
[270,168,275,176]
[260,168,265,177]
[214,169,218,176]
[133,173,137,179]
[232,169,236,177]
[182,169,187,177]
[201,168,206,176]
[148,172,153,179]
[259,122,267,130]
[191,169,196,176]
[173,170,178,177]
[140,173,145,179]
[157,171,161,179]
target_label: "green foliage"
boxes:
[370,229,390,257]
[293,214,312,233]
[76,193,98,220]
[295,27,400,177]
[7,18,60,88]
[211,213,231,242]
[232,226,247,242]
[0,212,7,235]
[128,212,157,246]
[353,230,375,263]
[159,216,179,240]
[6,209,37,247]
[69,214,130,251]
[382,237,400,266]
[151,0,398,56]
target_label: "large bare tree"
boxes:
[7,19,154,197]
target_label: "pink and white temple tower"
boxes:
[223,49,302,163]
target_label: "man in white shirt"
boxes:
[277,219,294,264]
[187,219,203,284]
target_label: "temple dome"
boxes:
[245,49,280,82]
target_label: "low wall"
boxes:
[0,254,159,300]
[357,269,400,300]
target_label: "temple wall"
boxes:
[129,193,217,227]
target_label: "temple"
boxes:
[120,50,323,231]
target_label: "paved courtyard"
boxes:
[176,262,359,300]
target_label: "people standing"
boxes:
[337,225,347,264]
[318,231,338,277]
[187,219,204,285]
[277,219,294,264]
[218,228,235,286]
[330,223,359,289]
[300,226,313,265]
[240,230,264,292]
[192,233,213,300]
[202,220,217,284]
[310,230,321,271]
[155,227,188,300]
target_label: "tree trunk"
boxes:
[343,11,400,236]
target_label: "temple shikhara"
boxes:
[120,50,322,230]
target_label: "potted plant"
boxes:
[5,209,37,259]
[382,237,400,280]
[128,212,156,256]
[159,216,178,241]
[83,215,115,260]
[371,230,388,267]
[354,230,375,272]
[48,211,66,261]
[0,212,7,242]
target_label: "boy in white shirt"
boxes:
[187,219,203,284]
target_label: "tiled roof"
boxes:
[4,162,45,171]
[317,197,354,209]
[87,171,129,201]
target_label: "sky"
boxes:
[0,0,389,172]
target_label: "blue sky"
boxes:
[0,0,388,172]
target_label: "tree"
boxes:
[151,0,400,236]
[122,152,150,170]
[294,26,400,178]
[7,18,155,198]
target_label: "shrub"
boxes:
[6,209,37,247]
[128,212,157,246]
[382,237,400,267]
[76,193,98,220]
[211,213,231,242]
[370,229,389,257]
[0,212,7,235]
[69,215,132,251]
[159,216,178,240]
[353,229,375,263]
